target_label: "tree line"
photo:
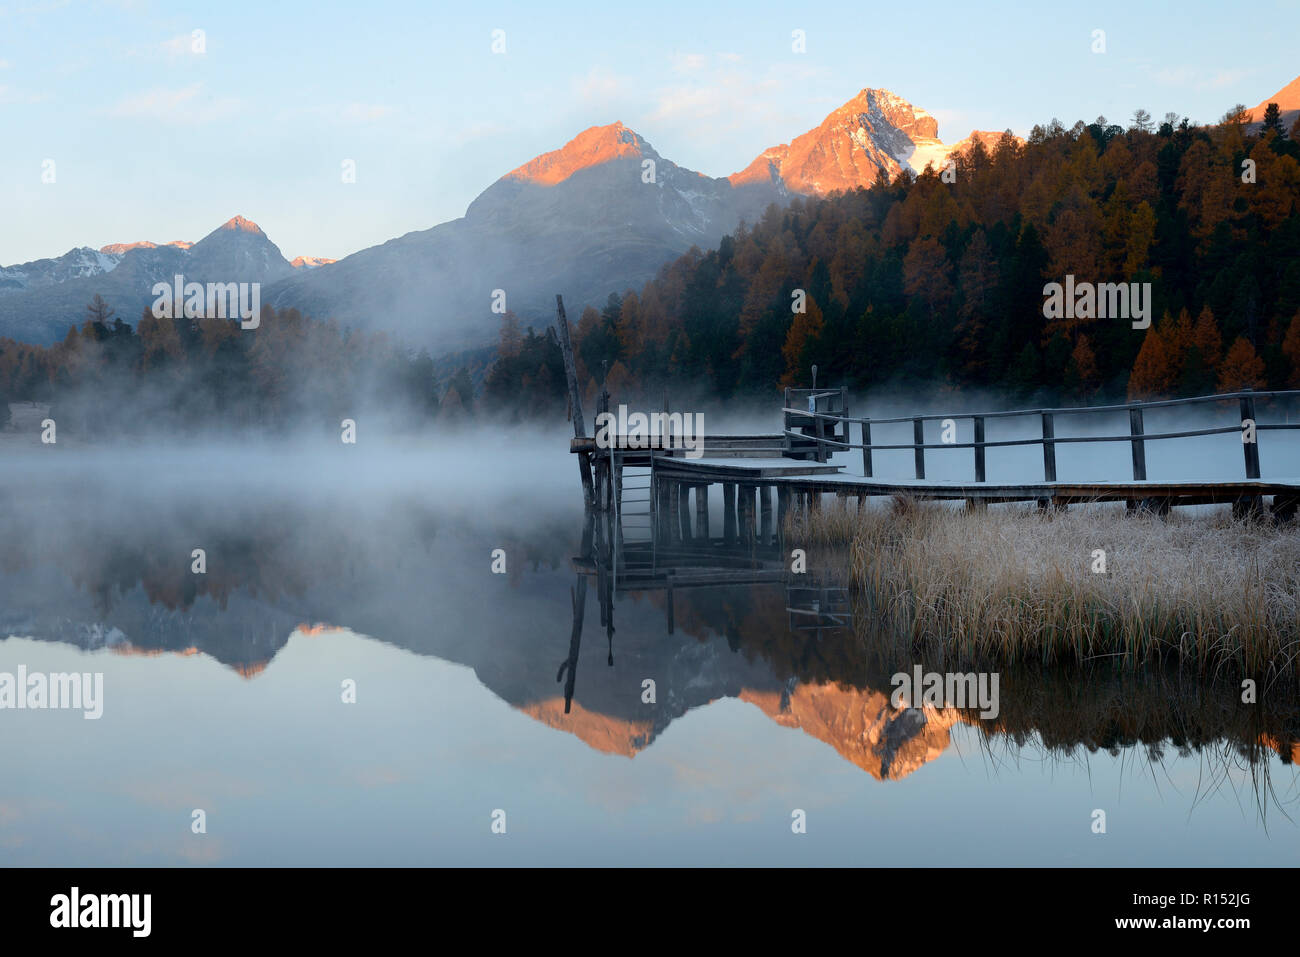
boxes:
[484,103,1300,415]
[0,295,475,435]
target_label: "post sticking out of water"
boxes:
[556,295,595,508]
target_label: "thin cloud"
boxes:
[336,102,396,122]
[1152,65,1252,91]
[160,32,202,59]
[0,84,49,104]
[106,83,241,122]
[573,65,629,103]
[648,59,827,131]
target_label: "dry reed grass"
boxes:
[788,497,1300,676]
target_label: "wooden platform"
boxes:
[650,454,1300,508]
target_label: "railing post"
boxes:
[814,398,827,463]
[782,387,791,456]
[973,416,985,483]
[1240,390,1260,479]
[1041,412,1056,482]
[1129,407,1146,481]
[913,417,925,480]
[861,419,872,477]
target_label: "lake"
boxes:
[1,418,1298,866]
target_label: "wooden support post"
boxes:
[913,417,925,480]
[654,477,667,540]
[1272,493,1298,523]
[1129,407,1147,481]
[760,485,773,545]
[973,415,986,483]
[723,482,737,544]
[809,489,821,513]
[777,486,789,538]
[667,479,680,544]
[738,486,752,546]
[696,485,710,541]
[1240,392,1261,479]
[861,419,872,477]
[555,295,595,509]
[1041,412,1056,482]
[614,462,624,553]
[679,484,692,541]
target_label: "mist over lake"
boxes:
[2,404,1298,866]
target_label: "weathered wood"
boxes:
[738,485,753,546]
[1240,392,1260,479]
[861,419,872,477]
[679,483,692,541]
[776,485,789,538]
[1129,408,1147,481]
[667,479,681,543]
[973,416,986,483]
[556,295,595,508]
[614,463,624,553]
[1042,412,1056,482]
[814,402,827,463]
[723,482,737,544]
[913,417,925,480]
[760,485,773,544]
[696,485,710,540]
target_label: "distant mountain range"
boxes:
[0,218,325,341]
[0,86,1010,347]
[4,75,1294,350]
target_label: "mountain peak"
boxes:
[1250,74,1300,121]
[219,215,264,235]
[730,87,956,194]
[505,122,651,186]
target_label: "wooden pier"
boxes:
[556,295,1300,541]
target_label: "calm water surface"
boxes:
[1,433,1298,866]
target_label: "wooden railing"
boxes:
[781,389,1300,483]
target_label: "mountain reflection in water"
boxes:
[3,484,1297,805]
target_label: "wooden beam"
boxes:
[556,294,594,509]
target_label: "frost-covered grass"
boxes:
[788,496,1300,676]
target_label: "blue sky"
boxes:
[1,0,1296,264]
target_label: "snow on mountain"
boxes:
[99,240,193,256]
[731,88,1016,193]
[291,256,337,269]
[0,246,122,292]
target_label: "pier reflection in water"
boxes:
[3,470,1300,864]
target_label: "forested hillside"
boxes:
[487,105,1300,414]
